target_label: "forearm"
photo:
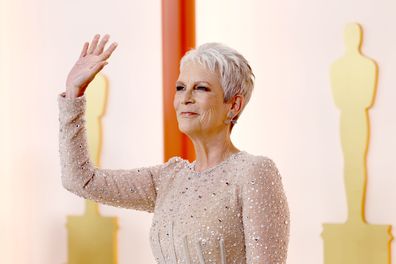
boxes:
[57,92,171,212]
[58,92,97,196]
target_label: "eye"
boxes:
[196,86,210,91]
[176,86,184,91]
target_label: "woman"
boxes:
[58,34,290,263]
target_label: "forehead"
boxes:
[177,61,220,85]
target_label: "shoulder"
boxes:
[153,156,188,188]
[250,155,279,175]
[236,152,282,186]
[237,153,287,204]
[161,156,189,173]
[165,156,189,166]
[237,151,279,173]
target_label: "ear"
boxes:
[229,94,245,116]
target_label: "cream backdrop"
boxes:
[1,0,396,264]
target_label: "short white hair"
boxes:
[180,42,255,130]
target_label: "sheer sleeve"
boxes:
[57,92,179,213]
[241,156,290,263]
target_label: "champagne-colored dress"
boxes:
[58,92,290,264]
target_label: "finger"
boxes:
[79,42,89,58]
[94,34,110,55]
[100,42,118,60]
[87,34,100,54]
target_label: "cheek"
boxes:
[173,94,179,110]
[199,104,223,127]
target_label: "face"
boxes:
[173,61,231,137]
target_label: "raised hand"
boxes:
[65,34,118,98]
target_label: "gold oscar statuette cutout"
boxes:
[66,74,119,264]
[322,23,393,264]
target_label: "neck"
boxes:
[345,46,361,55]
[188,128,240,172]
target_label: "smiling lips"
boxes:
[180,112,199,117]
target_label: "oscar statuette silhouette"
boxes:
[321,23,393,264]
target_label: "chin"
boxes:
[178,123,199,135]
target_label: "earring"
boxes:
[224,112,237,125]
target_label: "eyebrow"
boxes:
[175,81,211,86]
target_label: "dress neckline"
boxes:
[188,150,246,175]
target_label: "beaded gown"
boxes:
[57,92,290,264]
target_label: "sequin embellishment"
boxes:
[57,92,290,264]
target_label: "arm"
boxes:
[241,156,290,263]
[58,92,176,212]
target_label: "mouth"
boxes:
[180,112,199,117]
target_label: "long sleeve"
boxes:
[57,92,177,213]
[241,156,290,263]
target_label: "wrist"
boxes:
[65,87,81,99]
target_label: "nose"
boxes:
[181,89,195,105]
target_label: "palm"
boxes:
[67,54,103,90]
[66,34,117,97]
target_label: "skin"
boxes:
[65,34,245,172]
[174,61,245,172]
[65,34,117,98]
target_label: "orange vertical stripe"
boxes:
[162,0,196,162]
